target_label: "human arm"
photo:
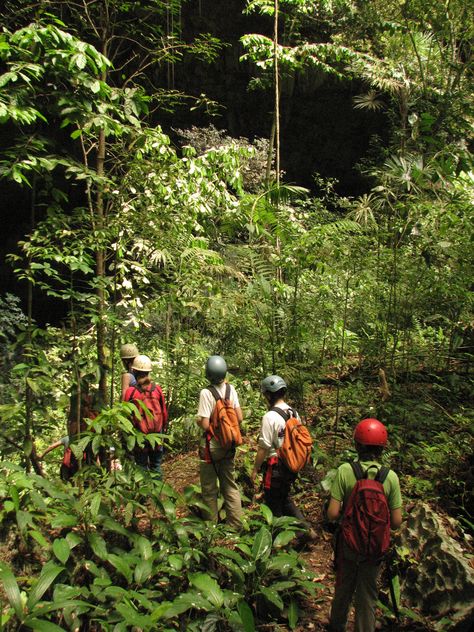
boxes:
[121,373,130,401]
[390,507,402,530]
[251,445,269,483]
[39,440,63,460]
[327,497,342,522]
[197,416,210,431]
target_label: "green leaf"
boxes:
[237,600,255,632]
[163,591,212,618]
[53,538,71,564]
[260,504,273,524]
[189,573,224,608]
[27,562,64,609]
[168,554,183,571]
[87,532,108,560]
[65,532,82,550]
[134,559,152,585]
[89,493,101,518]
[29,530,50,549]
[24,620,67,631]
[0,561,24,619]
[107,554,133,583]
[288,598,298,629]
[259,586,284,611]
[50,514,78,528]
[273,530,296,548]
[136,536,152,560]
[251,526,272,561]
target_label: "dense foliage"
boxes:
[0,0,472,630]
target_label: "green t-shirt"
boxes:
[330,460,402,511]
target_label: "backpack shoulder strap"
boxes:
[207,385,222,402]
[126,386,138,401]
[224,382,231,401]
[375,465,390,484]
[270,406,291,421]
[350,460,366,480]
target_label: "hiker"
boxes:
[251,375,316,541]
[40,384,99,480]
[196,355,243,530]
[123,354,168,476]
[326,418,403,632]
[120,343,139,400]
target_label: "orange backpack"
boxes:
[272,407,313,473]
[207,383,243,451]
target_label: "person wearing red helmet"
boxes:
[326,418,402,632]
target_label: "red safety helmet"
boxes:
[354,418,388,446]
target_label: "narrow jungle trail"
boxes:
[161,451,429,632]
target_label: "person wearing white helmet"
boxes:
[124,354,168,476]
[120,343,139,400]
[251,375,316,543]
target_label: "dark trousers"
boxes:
[263,461,308,525]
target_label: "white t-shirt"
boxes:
[197,382,240,418]
[258,403,298,458]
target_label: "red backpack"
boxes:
[125,383,168,434]
[340,461,391,561]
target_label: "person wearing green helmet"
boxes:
[120,343,139,400]
[196,355,243,530]
[251,375,316,541]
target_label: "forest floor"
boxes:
[162,450,434,632]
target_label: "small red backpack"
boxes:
[340,461,391,561]
[125,383,168,434]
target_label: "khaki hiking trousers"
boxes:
[199,443,242,530]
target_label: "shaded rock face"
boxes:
[395,503,474,625]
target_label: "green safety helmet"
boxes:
[120,343,139,359]
[205,355,227,384]
[261,375,287,393]
[131,354,152,373]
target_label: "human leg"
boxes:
[149,446,163,478]
[353,560,380,632]
[217,453,242,530]
[328,555,358,632]
[199,460,219,523]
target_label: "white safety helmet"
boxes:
[131,354,152,372]
[120,343,139,359]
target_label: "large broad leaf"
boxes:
[237,600,255,632]
[167,554,184,571]
[273,530,296,548]
[50,513,78,529]
[288,598,299,629]
[163,591,212,618]
[0,561,23,619]
[53,538,70,564]
[189,573,224,608]
[259,586,284,611]
[88,532,108,559]
[107,554,133,583]
[251,526,272,561]
[134,559,152,585]
[135,536,153,560]
[266,553,297,574]
[260,504,273,525]
[27,562,64,609]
